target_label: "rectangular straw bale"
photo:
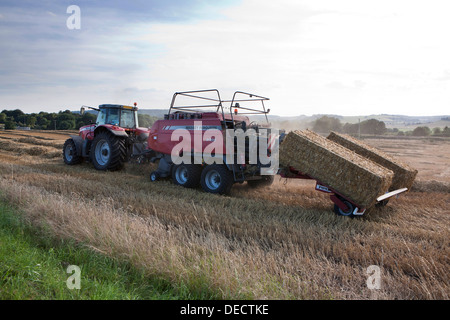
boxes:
[327,132,417,191]
[279,130,394,208]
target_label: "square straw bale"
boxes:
[279,130,394,208]
[327,132,417,191]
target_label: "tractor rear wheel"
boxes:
[172,164,202,188]
[90,131,126,171]
[200,164,234,195]
[63,138,81,165]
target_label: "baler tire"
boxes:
[90,131,126,171]
[150,171,160,182]
[333,200,355,217]
[172,164,202,188]
[63,138,81,165]
[200,164,234,195]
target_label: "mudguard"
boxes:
[69,135,83,156]
[94,124,129,138]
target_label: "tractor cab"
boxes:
[95,104,139,129]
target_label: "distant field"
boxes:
[367,138,450,183]
[0,130,448,299]
[338,116,450,130]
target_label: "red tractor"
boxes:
[63,104,150,171]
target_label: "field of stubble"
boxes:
[0,130,448,299]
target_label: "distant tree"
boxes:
[412,126,431,136]
[27,116,37,127]
[138,114,158,128]
[443,126,450,137]
[0,113,6,123]
[312,116,342,133]
[2,109,24,122]
[56,112,76,130]
[36,115,51,129]
[343,119,387,135]
[59,120,74,130]
[4,120,15,130]
[360,119,387,135]
[76,112,97,128]
[343,122,358,135]
[432,127,442,135]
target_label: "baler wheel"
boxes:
[200,164,233,195]
[150,171,160,182]
[333,200,355,217]
[172,164,202,188]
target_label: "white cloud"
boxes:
[1,0,449,116]
[130,0,450,116]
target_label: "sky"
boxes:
[0,0,449,116]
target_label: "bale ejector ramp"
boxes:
[278,130,416,215]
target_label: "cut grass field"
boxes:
[0,200,197,299]
[0,130,448,300]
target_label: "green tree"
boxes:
[56,112,76,130]
[59,120,74,130]
[36,115,51,129]
[343,122,358,135]
[27,116,37,128]
[360,119,386,135]
[0,113,6,123]
[76,112,97,128]
[412,126,431,136]
[2,109,24,122]
[432,127,442,135]
[4,120,15,130]
[138,114,158,128]
[312,116,342,133]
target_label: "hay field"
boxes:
[0,130,448,299]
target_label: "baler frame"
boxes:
[280,166,408,216]
[167,89,271,129]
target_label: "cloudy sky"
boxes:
[1,0,449,116]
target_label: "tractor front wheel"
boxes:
[90,131,126,171]
[63,138,81,165]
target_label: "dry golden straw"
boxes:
[327,132,417,191]
[279,130,394,208]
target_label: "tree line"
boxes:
[0,109,157,130]
[312,115,450,137]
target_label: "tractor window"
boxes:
[96,109,107,125]
[120,109,135,128]
[107,108,120,126]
